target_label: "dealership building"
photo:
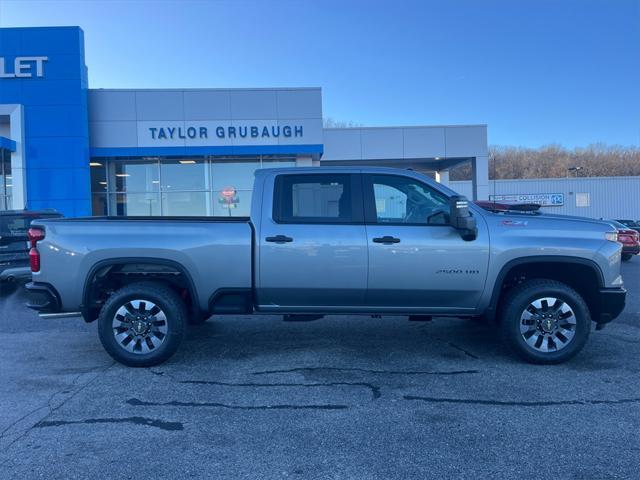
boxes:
[0,26,489,217]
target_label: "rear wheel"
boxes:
[622,253,633,262]
[500,279,591,364]
[98,282,186,367]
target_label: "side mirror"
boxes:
[449,195,477,241]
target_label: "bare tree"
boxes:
[449,144,640,180]
[323,117,364,128]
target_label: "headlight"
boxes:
[605,231,619,242]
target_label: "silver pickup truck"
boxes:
[26,167,626,367]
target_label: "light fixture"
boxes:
[90,162,103,167]
[434,157,440,160]
[179,160,196,164]
[99,181,107,185]
[115,173,130,177]
[152,180,160,184]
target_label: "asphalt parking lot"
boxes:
[0,262,639,479]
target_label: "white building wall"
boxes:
[322,125,486,162]
[88,88,324,151]
[450,176,640,220]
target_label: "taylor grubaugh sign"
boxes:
[489,193,564,207]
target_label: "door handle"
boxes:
[266,235,293,243]
[372,236,401,244]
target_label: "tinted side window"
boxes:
[368,175,449,225]
[274,174,353,223]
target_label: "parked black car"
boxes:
[0,210,62,283]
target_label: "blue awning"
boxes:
[0,136,16,152]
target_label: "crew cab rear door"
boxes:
[362,173,490,310]
[256,172,368,310]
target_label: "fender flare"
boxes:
[485,255,605,318]
[81,257,200,322]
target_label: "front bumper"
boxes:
[25,282,61,313]
[594,287,626,329]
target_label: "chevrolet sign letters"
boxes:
[0,56,48,78]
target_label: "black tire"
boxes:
[98,282,186,367]
[621,254,633,262]
[500,279,591,364]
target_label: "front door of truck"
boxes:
[363,173,489,310]
[256,172,368,310]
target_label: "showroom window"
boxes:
[90,155,295,216]
[0,149,11,211]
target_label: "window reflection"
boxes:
[162,192,209,216]
[211,159,260,191]
[92,193,108,216]
[91,155,295,216]
[111,193,161,216]
[111,160,159,192]
[161,158,208,191]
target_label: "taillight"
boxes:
[29,248,40,272]
[28,228,45,248]
[27,228,45,273]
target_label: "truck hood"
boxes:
[479,209,617,236]
[520,212,616,229]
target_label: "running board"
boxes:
[39,312,81,319]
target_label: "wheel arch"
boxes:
[486,256,604,323]
[82,257,200,323]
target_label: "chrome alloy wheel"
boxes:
[519,297,577,353]
[112,300,168,354]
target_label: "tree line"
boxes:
[449,144,640,180]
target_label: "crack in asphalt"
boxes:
[34,417,183,432]
[447,342,480,359]
[403,395,640,407]
[252,367,479,376]
[126,398,348,410]
[0,363,114,445]
[178,380,382,399]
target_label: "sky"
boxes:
[0,0,638,148]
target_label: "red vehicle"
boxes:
[608,220,640,262]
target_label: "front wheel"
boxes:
[500,279,591,364]
[98,282,186,367]
[621,253,633,262]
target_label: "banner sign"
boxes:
[489,193,564,207]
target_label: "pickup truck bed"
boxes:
[30,216,254,315]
